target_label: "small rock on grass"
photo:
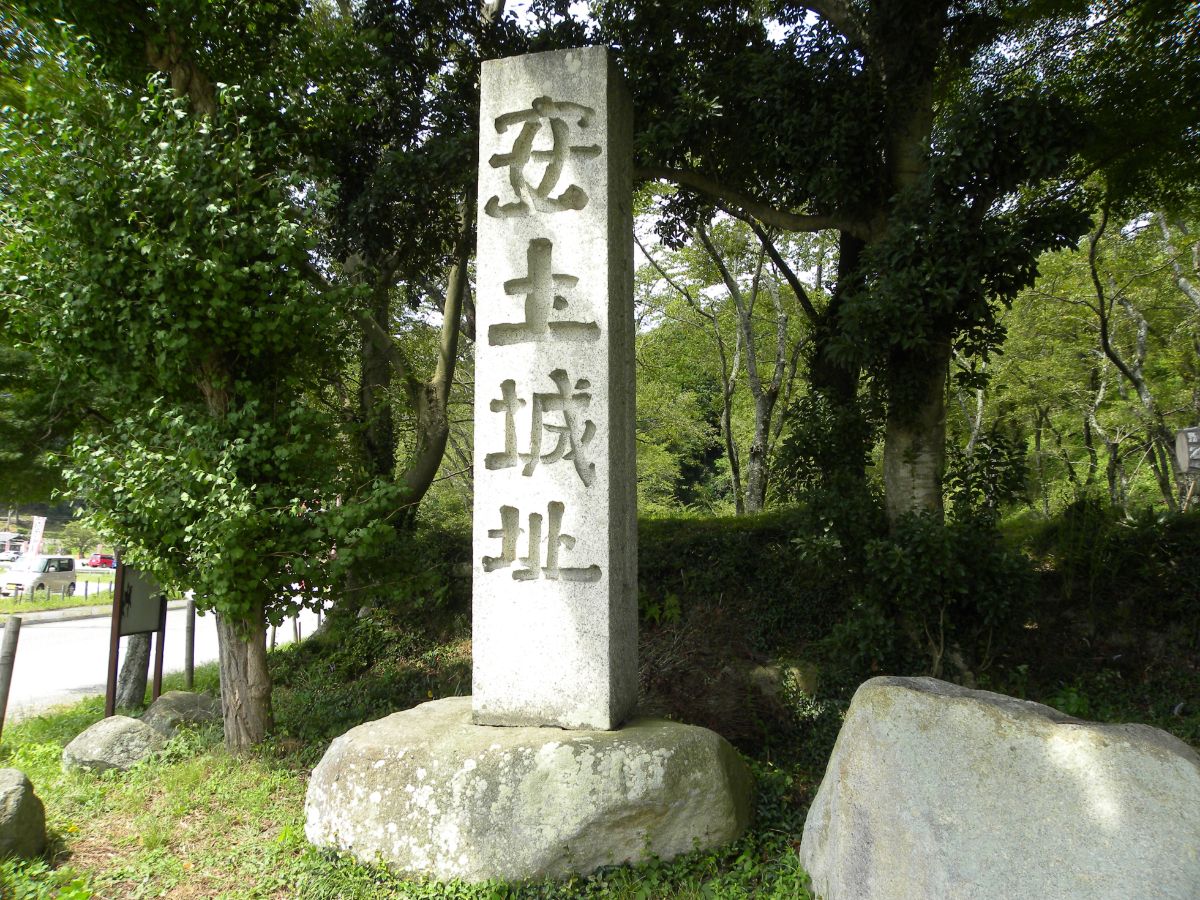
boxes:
[0,769,46,859]
[62,716,168,774]
[140,690,221,737]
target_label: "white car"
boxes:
[1,555,77,598]
[0,550,19,564]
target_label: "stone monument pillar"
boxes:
[472,46,637,730]
[304,48,751,884]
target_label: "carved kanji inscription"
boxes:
[489,238,600,346]
[485,96,601,218]
[485,370,597,486]
[482,502,601,582]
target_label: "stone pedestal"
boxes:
[304,697,751,883]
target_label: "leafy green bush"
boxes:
[852,511,1036,679]
[638,507,858,655]
[1027,501,1200,656]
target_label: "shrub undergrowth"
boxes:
[1,502,1196,897]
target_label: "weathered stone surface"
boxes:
[305,696,752,882]
[62,715,168,774]
[473,46,637,730]
[801,676,1200,900]
[140,690,221,736]
[0,769,45,859]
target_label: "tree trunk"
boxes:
[883,341,949,524]
[808,235,868,490]
[1105,441,1125,507]
[744,400,771,514]
[1147,430,1179,511]
[214,603,272,751]
[359,280,397,483]
[1033,409,1050,517]
[115,633,151,709]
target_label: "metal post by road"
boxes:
[0,616,22,742]
[184,597,196,690]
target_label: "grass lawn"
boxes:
[0,640,815,900]
[3,602,1193,899]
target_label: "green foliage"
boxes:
[1028,502,1200,652]
[3,75,338,390]
[269,605,470,752]
[772,391,883,500]
[633,213,823,517]
[0,343,78,504]
[857,512,1036,677]
[833,86,1091,385]
[58,519,101,557]
[945,427,1029,519]
[987,208,1200,514]
[639,508,855,653]
[64,401,340,625]
[1,63,350,627]
[0,857,92,900]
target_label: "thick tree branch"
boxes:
[728,206,821,324]
[402,193,475,503]
[635,233,712,321]
[635,164,865,237]
[802,0,867,47]
[432,197,474,411]
[1157,212,1200,313]
[1090,207,1140,392]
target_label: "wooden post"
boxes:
[151,597,167,702]
[105,561,127,718]
[184,597,196,690]
[0,616,22,742]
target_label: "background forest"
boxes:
[0,0,1198,895]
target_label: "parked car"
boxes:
[88,553,116,568]
[0,550,19,564]
[1,555,76,598]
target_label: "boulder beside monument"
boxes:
[800,676,1200,900]
[304,45,751,883]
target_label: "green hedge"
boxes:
[1027,503,1200,654]
[637,507,855,654]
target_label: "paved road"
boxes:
[1,603,322,722]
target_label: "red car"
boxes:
[88,553,116,568]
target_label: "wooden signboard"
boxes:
[104,559,168,717]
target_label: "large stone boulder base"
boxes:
[141,690,221,736]
[0,769,46,858]
[306,696,752,882]
[62,715,168,774]
[801,676,1200,900]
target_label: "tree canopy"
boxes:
[1,0,1196,744]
